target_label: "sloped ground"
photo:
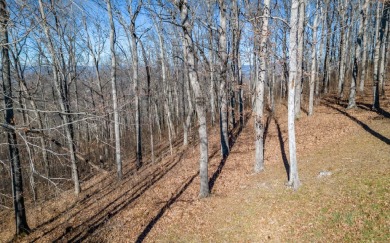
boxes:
[147,96,390,242]
[1,89,390,242]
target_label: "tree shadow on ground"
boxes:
[135,172,199,243]
[325,96,390,118]
[209,111,252,191]
[28,149,185,243]
[273,117,290,181]
[324,101,390,145]
[135,112,252,243]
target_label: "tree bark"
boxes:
[106,0,122,179]
[175,0,209,198]
[378,3,389,97]
[337,0,348,99]
[38,0,81,194]
[372,2,385,110]
[309,0,319,116]
[295,0,305,118]
[0,0,31,234]
[218,0,229,158]
[254,0,270,173]
[129,2,143,169]
[288,0,301,190]
[359,0,370,93]
[348,2,364,109]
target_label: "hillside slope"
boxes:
[1,95,390,242]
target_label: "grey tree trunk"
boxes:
[348,2,364,109]
[254,0,270,173]
[0,0,31,234]
[129,2,142,169]
[232,0,243,130]
[288,0,301,190]
[218,0,229,158]
[322,2,332,94]
[337,0,348,99]
[106,0,122,179]
[378,3,389,96]
[38,0,80,194]
[207,1,216,126]
[295,0,305,118]
[153,19,175,155]
[359,0,370,93]
[372,2,384,110]
[175,0,209,198]
[309,0,319,116]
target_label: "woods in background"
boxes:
[0,0,389,236]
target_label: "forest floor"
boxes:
[1,90,390,243]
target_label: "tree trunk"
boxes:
[38,0,80,193]
[176,0,209,198]
[295,0,305,118]
[106,0,122,179]
[309,0,319,116]
[348,2,364,109]
[359,0,370,93]
[337,0,348,99]
[372,2,385,110]
[288,0,301,190]
[254,0,270,173]
[129,3,142,169]
[218,0,229,158]
[378,3,389,96]
[0,0,31,234]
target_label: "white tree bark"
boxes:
[175,0,209,198]
[254,0,270,173]
[218,0,229,158]
[294,0,305,118]
[106,0,122,179]
[372,2,383,110]
[309,0,319,116]
[359,0,370,93]
[288,0,301,190]
[337,0,348,99]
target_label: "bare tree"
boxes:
[294,0,305,118]
[309,0,319,116]
[173,0,209,198]
[288,0,301,189]
[37,0,81,194]
[254,0,270,173]
[106,0,122,179]
[217,0,229,158]
[0,0,30,234]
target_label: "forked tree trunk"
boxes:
[129,2,142,169]
[348,2,364,109]
[0,0,31,234]
[38,0,80,193]
[176,0,209,198]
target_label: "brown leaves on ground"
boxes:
[1,90,390,242]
